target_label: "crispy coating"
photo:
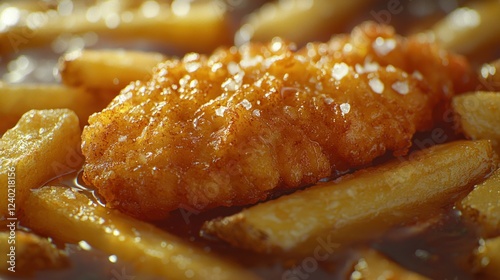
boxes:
[82,22,473,220]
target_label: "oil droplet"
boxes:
[481,63,496,79]
[141,1,160,18]
[449,7,480,29]
[271,39,283,52]
[185,270,195,278]
[108,255,118,263]
[1,7,20,26]
[78,240,92,251]
[343,43,353,53]
[172,0,191,17]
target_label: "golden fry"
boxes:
[0,83,113,133]
[22,186,259,280]
[0,109,81,218]
[236,0,370,45]
[351,249,429,280]
[203,141,496,255]
[460,168,500,237]
[60,49,166,92]
[452,91,500,151]
[430,1,500,55]
[0,231,68,275]
[0,1,230,54]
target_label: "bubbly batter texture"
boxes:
[82,22,473,219]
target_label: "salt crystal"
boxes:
[240,55,263,68]
[222,78,238,91]
[211,62,222,72]
[372,37,396,56]
[355,64,364,74]
[227,62,240,75]
[343,43,353,52]
[215,106,227,117]
[332,62,349,81]
[369,78,384,94]
[324,97,334,105]
[340,103,351,115]
[64,188,76,199]
[240,99,252,110]
[412,70,423,80]
[184,61,200,73]
[392,81,409,95]
[386,65,396,72]
[364,61,380,72]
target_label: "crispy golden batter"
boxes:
[82,22,473,220]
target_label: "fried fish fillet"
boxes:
[82,22,473,220]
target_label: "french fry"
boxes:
[0,0,231,55]
[0,109,81,218]
[430,1,500,55]
[0,231,68,275]
[475,237,500,280]
[351,249,429,280]
[59,49,166,92]
[0,83,113,133]
[203,141,496,255]
[452,91,500,152]
[21,186,259,280]
[235,0,370,45]
[460,167,500,238]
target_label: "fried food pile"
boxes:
[82,22,473,220]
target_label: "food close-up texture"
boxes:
[82,22,474,219]
[1,0,500,280]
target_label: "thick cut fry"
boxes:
[0,231,68,275]
[0,83,113,133]
[21,186,258,280]
[60,49,166,92]
[475,237,500,280]
[351,249,429,280]
[236,0,370,45]
[0,109,81,218]
[460,168,500,238]
[453,92,500,151]
[203,141,496,255]
[0,1,230,54]
[430,1,500,55]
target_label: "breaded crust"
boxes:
[82,22,473,220]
